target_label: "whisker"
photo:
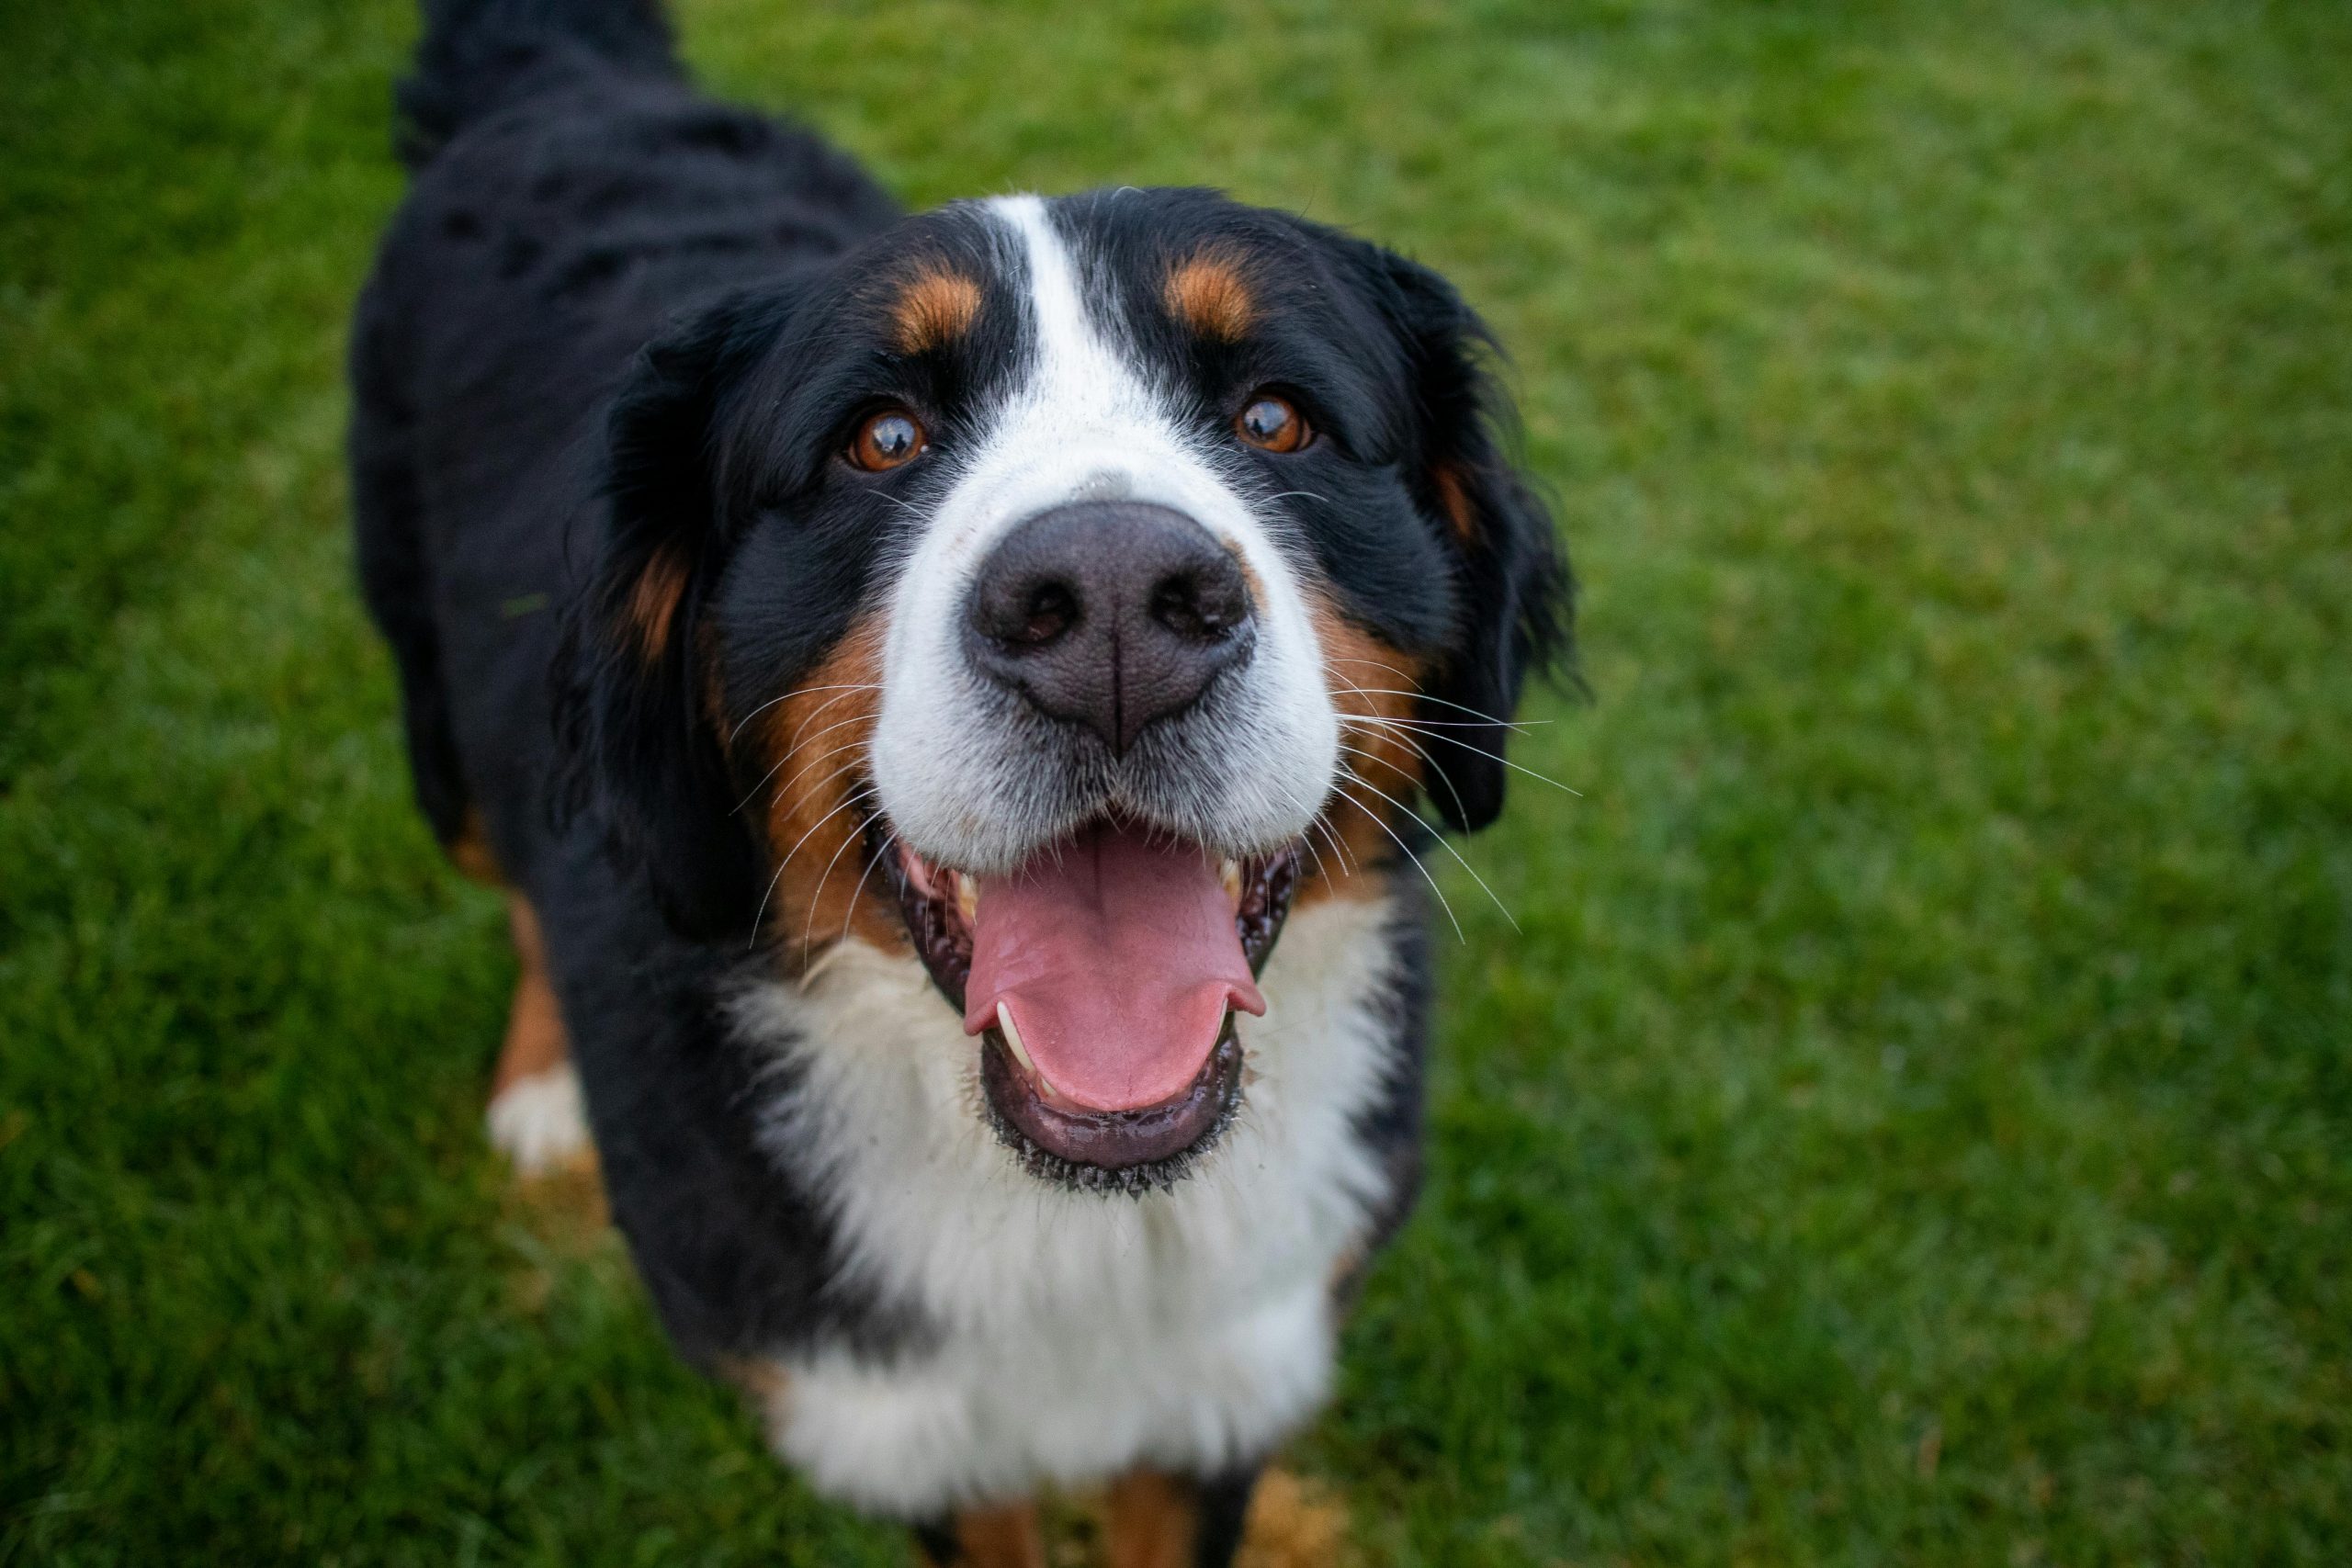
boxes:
[749,783,879,950]
[736,732,875,818]
[839,828,900,946]
[1328,781,1463,942]
[1312,814,1358,876]
[729,685,884,815]
[1270,775,1363,884]
[1336,687,1537,731]
[1337,722,1470,826]
[1331,713,1553,729]
[1337,715,1581,797]
[726,682,883,747]
[790,683,882,730]
[1295,829,1335,886]
[1340,766,1519,933]
[1338,739,1419,790]
[733,730,869,817]
[802,797,880,958]
[1272,779,1358,879]
[763,685,881,760]
[1329,670,1475,827]
[1324,655,1425,689]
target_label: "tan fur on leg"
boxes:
[485,895,595,1181]
[920,1501,1046,1568]
[491,897,567,1093]
[1103,1467,1351,1568]
[1104,1472,1198,1568]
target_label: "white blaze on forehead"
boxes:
[867,193,1339,874]
[990,194,1165,446]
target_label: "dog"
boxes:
[351,0,1570,1560]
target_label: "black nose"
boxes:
[964,501,1255,753]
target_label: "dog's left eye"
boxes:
[848,407,926,471]
[1236,392,1310,454]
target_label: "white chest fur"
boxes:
[729,892,1406,1516]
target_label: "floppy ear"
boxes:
[556,290,781,940]
[1364,249,1575,832]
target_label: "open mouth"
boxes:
[881,817,1301,1193]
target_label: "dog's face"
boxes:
[568,188,1566,1190]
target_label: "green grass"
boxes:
[5,0,2347,1562]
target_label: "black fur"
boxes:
[351,0,910,1362]
[1349,243,1574,833]
[1188,1464,1267,1568]
[351,0,1566,1548]
[397,0,678,169]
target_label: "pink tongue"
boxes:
[964,822,1264,1112]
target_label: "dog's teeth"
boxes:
[956,873,980,924]
[997,1001,1035,1071]
[996,1002,1057,1097]
[1220,858,1242,901]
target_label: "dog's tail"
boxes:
[395,0,679,169]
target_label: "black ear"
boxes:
[1363,248,1574,833]
[556,290,782,940]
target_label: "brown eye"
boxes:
[1236,393,1309,454]
[849,407,925,471]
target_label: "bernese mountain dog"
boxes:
[352,0,1571,1560]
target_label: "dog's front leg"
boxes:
[910,1501,1046,1568]
[1103,1466,1263,1568]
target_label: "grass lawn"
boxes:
[5,0,2348,1562]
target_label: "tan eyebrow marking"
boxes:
[889,266,984,354]
[1164,247,1256,342]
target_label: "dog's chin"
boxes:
[878,815,1300,1194]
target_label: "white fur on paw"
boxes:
[486,1063,591,1176]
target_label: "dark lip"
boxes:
[979,1017,1245,1196]
[876,818,1303,1186]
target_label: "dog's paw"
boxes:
[486,1062,592,1177]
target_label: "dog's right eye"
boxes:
[1236,392,1311,454]
[848,407,926,471]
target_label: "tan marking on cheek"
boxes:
[890,266,983,355]
[756,616,905,964]
[1306,598,1430,907]
[626,546,690,658]
[1164,249,1256,342]
[1430,460,1477,541]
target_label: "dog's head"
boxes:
[562,189,1569,1190]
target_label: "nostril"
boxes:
[1149,561,1250,642]
[971,569,1082,652]
[1013,581,1078,647]
[1149,575,1204,638]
